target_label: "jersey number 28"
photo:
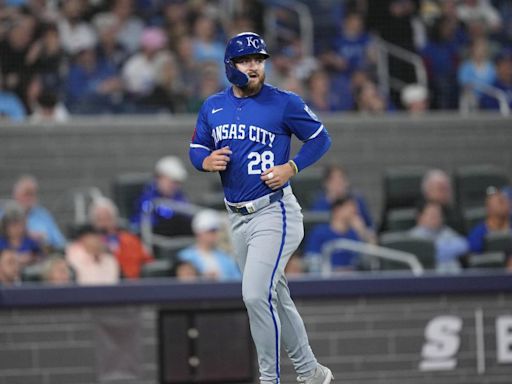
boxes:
[247,151,274,174]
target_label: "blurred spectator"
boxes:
[173,260,200,282]
[322,12,374,78]
[30,90,69,123]
[187,62,223,113]
[421,169,463,232]
[132,156,192,236]
[95,0,144,54]
[0,14,36,107]
[42,255,72,285]
[0,201,43,267]
[285,251,305,277]
[458,38,497,100]
[190,15,226,85]
[0,248,20,286]
[354,80,394,114]
[306,70,344,112]
[0,74,27,122]
[401,83,429,113]
[457,0,502,33]
[89,197,153,279]
[480,49,512,109]
[121,27,170,112]
[311,164,374,230]
[65,34,123,114]
[468,186,511,253]
[174,36,201,101]
[177,210,240,281]
[25,23,66,94]
[410,201,468,273]
[57,0,97,56]
[93,14,129,70]
[66,224,119,285]
[421,16,461,109]
[12,175,66,250]
[305,197,374,273]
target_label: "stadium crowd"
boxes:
[0,0,511,122]
[1,156,511,287]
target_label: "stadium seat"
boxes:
[462,206,486,233]
[467,252,507,269]
[386,208,417,232]
[379,232,436,269]
[21,262,46,282]
[112,172,152,222]
[484,232,512,254]
[290,172,323,209]
[299,210,329,250]
[454,165,509,210]
[140,259,173,278]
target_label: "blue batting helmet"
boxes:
[224,32,269,87]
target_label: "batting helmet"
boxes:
[224,32,269,87]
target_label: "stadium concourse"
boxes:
[1,1,512,384]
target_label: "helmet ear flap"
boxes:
[225,59,249,88]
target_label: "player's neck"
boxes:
[232,84,263,98]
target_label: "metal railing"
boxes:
[320,238,424,276]
[263,0,314,57]
[459,83,511,116]
[374,37,428,98]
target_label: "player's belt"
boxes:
[226,189,284,215]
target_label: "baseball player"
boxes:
[189,32,333,384]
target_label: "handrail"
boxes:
[459,83,510,116]
[263,0,314,57]
[321,238,424,276]
[374,37,428,97]
[72,187,103,224]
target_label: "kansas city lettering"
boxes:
[212,124,275,147]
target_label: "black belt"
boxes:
[227,189,284,215]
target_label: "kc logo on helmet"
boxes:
[246,36,260,49]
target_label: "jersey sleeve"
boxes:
[283,93,324,142]
[190,102,215,151]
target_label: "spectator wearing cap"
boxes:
[177,210,240,281]
[480,50,512,110]
[11,175,66,250]
[0,201,43,268]
[467,187,512,254]
[0,248,20,286]
[401,84,429,114]
[131,156,191,236]
[311,164,374,231]
[89,197,153,279]
[121,27,172,112]
[409,201,468,273]
[66,224,119,285]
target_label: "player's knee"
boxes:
[242,289,268,308]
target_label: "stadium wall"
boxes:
[1,274,511,384]
[0,113,511,228]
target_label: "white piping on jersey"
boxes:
[306,124,324,141]
[190,143,212,151]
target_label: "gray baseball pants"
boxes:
[227,186,318,383]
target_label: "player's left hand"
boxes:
[261,163,295,190]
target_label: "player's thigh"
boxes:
[228,212,249,272]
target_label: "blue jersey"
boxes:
[191,84,326,203]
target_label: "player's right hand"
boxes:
[202,146,232,172]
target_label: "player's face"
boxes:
[235,54,266,91]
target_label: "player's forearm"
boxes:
[292,129,331,172]
[189,148,210,172]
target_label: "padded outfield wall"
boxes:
[0,113,511,228]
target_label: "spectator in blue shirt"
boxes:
[311,164,374,230]
[480,49,512,110]
[0,201,43,268]
[0,90,27,122]
[409,201,468,273]
[468,186,512,253]
[177,210,240,281]
[305,197,375,273]
[131,156,191,236]
[12,175,66,250]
